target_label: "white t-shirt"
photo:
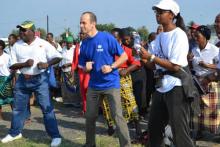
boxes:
[0,53,11,76]
[59,46,75,72]
[148,40,156,54]
[192,42,219,76]
[4,44,21,74]
[4,46,12,55]
[209,36,220,45]
[216,46,220,69]
[152,27,189,93]
[11,37,62,75]
[55,42,63,53]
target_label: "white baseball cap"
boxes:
[152,0,180,16]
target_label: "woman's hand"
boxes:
[101,65,112,74]
[119,69,128,77]
[139,47,151,60]
[199,61,217,69]
[199,61,210,68]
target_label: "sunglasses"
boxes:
[19,28,28,32]
[154,10,170,15]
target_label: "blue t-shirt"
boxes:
[79,31,124,90]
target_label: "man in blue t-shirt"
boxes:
[79,11,131,147]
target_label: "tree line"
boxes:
[10,21,216,43]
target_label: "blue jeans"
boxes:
[9,72,61,138]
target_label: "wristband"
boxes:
[149,54,156,62]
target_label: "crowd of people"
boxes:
[0,0,219,147]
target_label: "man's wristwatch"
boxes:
[149,54,156,62]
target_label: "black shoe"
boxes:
[107,126,115,136]
[98,107,103,115]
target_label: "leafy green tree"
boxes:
[11,29,19,36]
[137,26,149,41]
[207,24,215,33]
[188,21,195,28]
[96,23,116,32]
[36,28,47,39]
[125,26,136,33]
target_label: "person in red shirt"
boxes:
[121,28,147,119]
[102,28,142,139]
[71,32,89,114]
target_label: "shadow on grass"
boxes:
[1,104,148,141]
[52,103,148,140]
[0,112,12,122]
[0,125,83,147]
[53,102,107,123]
[0,125,9,138]
[23,129,83,147]
[34,116,108,136]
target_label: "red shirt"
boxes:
[71,43,80,72]
[115,45,141,68]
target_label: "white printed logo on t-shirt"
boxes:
[96,45,104,52]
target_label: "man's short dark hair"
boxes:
[121,28,131,37]
[82,11,97,23]
[0,40,6,49]
[9,34,17,40]
[111,28,123,38]
[47,32,54,38]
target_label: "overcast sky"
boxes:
[0,0,219,37]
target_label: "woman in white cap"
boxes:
[140,0,195,146]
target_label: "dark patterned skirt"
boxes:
[0,75,13,105]
[198,82,220,134]
[61,71,81,104]
[61,71,78,92]
[102,74,139,126]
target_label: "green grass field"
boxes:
[0,135,143,147]
[0,105,144,147]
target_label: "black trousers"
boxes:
[145,68,155,109]
[148,86,195,147]
[131,67,146,113]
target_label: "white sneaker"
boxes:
[51,138,62,147]
[55,97,63,102]
[1,133,22,143]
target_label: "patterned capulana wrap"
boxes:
[102,74,139,126]
[0,75,13,105]
[61,71,78,92]
[198,81,220,134]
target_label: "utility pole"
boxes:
[47,15,49,34]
